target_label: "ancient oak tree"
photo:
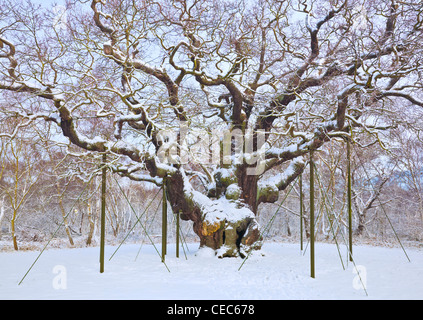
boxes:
[0,0,422,256]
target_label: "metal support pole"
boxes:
[176,211,180,258]
[100,153,107,273]
[299,174,303,252]
[310,152,315,278]
[162,183,167,262]
[347,139,353,262]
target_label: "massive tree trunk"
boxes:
[166,169,261,258]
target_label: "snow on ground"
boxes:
[0,241,422,300]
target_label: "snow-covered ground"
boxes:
[1,241,422,300]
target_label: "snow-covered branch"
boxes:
[376,90,423,108]
[112,164,163,186]
[258,156,305,204]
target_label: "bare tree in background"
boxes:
[0,0,422,257]
[0,129,44,250]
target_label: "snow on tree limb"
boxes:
[1,0,422,255]
[258,156,306,204]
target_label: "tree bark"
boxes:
[165,170,261,258]
[237,165,260,214]
[11,211,18,251]
[57,184,74,247]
